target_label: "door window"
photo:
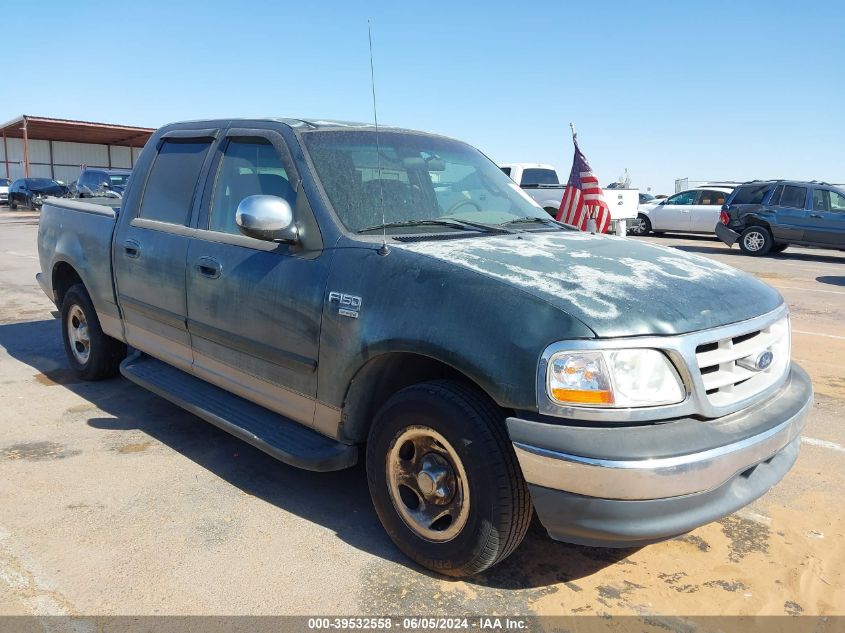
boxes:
[779,185,808,210]
[208,139,295,235]
[812,189,830,212]
[829,190,845,212]
[138,139,212,225]
[666,191,698,205]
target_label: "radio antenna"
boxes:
[368,19,389,256]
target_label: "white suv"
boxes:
[630,186,734,236]
[0,178,10,206]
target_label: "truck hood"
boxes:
[395,231,783,337]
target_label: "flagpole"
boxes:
[569,122,576,143]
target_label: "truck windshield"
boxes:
[302,130,549,233]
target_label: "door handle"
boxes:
[123,239,141,258]
[810,212,823,218]
[196,256,222,279]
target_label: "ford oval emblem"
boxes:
[756,350,774,371]
[737,350,774,372]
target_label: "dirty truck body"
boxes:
[37,118,812,577]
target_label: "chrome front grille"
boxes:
[695,316,790,408]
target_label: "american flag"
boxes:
[556,137,611,233]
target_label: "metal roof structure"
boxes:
[0,114,154,146]
[1,115,155,179]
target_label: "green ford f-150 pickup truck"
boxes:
[36,118,812,577]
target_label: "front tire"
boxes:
[628,214,651,236]
[9,200,17,210]
[61,284,126,380]
[739,226,773,256]
[366,380,532,577]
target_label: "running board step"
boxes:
[120,353,357,472]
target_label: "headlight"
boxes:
[547,349,685,408]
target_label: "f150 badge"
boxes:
[329,291,362,319]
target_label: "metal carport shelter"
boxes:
[0,115,154,183]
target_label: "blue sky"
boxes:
[3,0,843,193]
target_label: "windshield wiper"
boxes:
[498,216,559,227]
[357,218,510,234]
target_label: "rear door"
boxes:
[651,190,696,231]
[185,127,330,429]
[768,184,809,242]
[807,188,845,246]
[689,189,728,233]
[112,131,217,371]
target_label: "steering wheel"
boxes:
[446,198,482,215]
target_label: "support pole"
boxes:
[22,118,30,178]
[49,140,55,179]
[2,130,8,179]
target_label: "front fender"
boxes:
[316,241,595,412]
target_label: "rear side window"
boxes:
[731,184,773,205]
[698,190,727,205]
[139,139,212,224]
[520,168,559,186]
[779,185,807,209]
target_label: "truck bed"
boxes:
[37,198,123,340]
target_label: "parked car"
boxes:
[8,178,69,210]
[630,186,734,236]
[716,180,845,255]
[639,192,656,204]
[0,177,10,205]
[37,118,811,577]
[499,162,639,229]
[74,168,131,198]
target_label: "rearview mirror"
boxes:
[236,195,299,243]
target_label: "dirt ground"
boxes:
[0,208,843,619]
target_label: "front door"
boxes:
[185,129,330,429]
[652,190,696,232]
[807,188,845,247]
[113,135,215,371]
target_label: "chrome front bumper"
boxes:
[507,363,812,546]
[510,363,811,501]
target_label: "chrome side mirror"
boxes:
[235,195,299,243]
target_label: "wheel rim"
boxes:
[631,217,647,234]
[743,231,765,251]
[67,304,91,365]
[386,426,470,542]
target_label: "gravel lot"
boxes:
[1,208,843,618]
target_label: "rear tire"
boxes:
[366,380,532,577]
[61,284,126,380]
[739,226,773,256]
